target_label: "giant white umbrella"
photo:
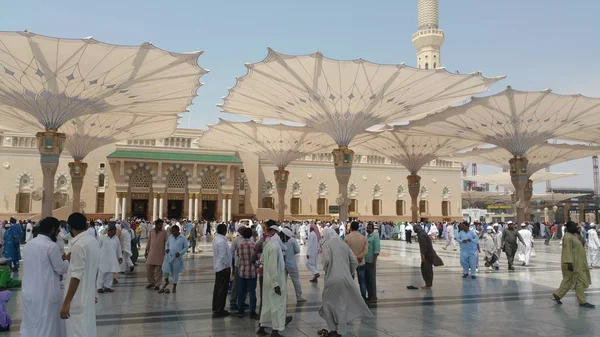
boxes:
[60,113,181,213]
[199,119,372,221]
[219,49,503,221]
[0,31,206,217]
[399,86,600,222]
[450,142,600,215]
[361,128,482,221]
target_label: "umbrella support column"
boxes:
[509,157,529,224]
[407,174,421,223]
[274,168,289,222]
[37,129,66,218]
[523,179,533,222]
[333,147,354,223]
[69,160,88,213]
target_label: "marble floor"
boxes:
[3,237,600,337]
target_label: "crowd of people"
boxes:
[0,214,597,336]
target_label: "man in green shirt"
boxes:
[365,223,380,305]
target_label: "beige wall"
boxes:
[0,131,462,222]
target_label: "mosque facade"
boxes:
[0,0,462,222]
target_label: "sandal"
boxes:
[158,289,165,293]
[165,289,171,294]
[154,286,160,291]
[407,285,419,290]
[146,284,154,289]
[318,329,329,336]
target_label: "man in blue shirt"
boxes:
[456,221,479,279]
[365,223,380,305]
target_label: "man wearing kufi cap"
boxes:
[517,223,533,266]
[501,221,525,271]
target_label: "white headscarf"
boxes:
[323,227,339,242]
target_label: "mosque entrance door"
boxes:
[202,200,217,221]
[131,199,148,220]
[168,200,184,219]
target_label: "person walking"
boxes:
[345,221,368,301]
[319,227,372,337]
[97,225,122,293]
[212,223,232,318]
[501,221,525,271]
[442,222,456,251]
[405,222,413,244]
[145,219,168,290]
[517,223,533,266]
[415,224,442,289]
[20,217,70,337]
[160,225,189,294]
[235,227,258,318]
[306,223,321,283]
[552,221,595,308]
[457,222,478,279]
[587,223,599,268]
[60,212,101,337]
[365,223,380,305]
[280,227,305,303]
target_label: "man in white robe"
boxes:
[443,222,456,251]
[20,217,70,337]
[119,222,134,273]
[399,223,406,241]
[259,224,292,336]
[306,223,321,282]
[25,220,34,243]
[97,225,122,292]
[319,227,372,336]
[588,224,600,268]
[517,223,533,266]
[299,223,307,245]
[61,212,101,337]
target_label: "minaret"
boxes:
[412,0,445,69]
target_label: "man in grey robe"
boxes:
[319,228,372,337]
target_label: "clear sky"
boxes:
[3,0,600,192]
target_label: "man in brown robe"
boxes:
[145,219,168,290]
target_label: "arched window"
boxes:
[425,63,429,70]
[98,174,105,187]
[201,170,220,190]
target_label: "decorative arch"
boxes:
[124,163,157,183]
[441,185,451,200]
[166,168,189,189]
[420,185,429,200]
[348,182,358,198]
[129,167,153,188]
[262,180,274,196]
[237,172,248,191]
[372,182,382,199]
[163,164,191,182]
[55,173,71,191]
[198,166,226,186]
[396,184,406,200]
[15,171,34,191]
[317,181,328,197]
[93,168,109,188]
[291,180,302,198]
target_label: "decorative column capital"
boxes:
[68,160,88,179]
[332,147,354,168]
[153,192,160,198]
[36,129,66,156]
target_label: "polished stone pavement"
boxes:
[3,237,600,337]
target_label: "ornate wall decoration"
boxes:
[124,163,157,184]
[317,181,328,197]
[16,171,34,191]
[372,183,382,199]
[396,184,406,200]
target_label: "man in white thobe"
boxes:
[299,223,307,245]
[25,220,34,243]
[119,222,134,273]
[443,223,456,251]
[259,225,291,337]
[61,212,101,337]
[97,225,122,292]
[20,217,70,337]
[517,223,533,266]
[588,224,600,268]
[306,224,320,282]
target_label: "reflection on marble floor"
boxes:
[2,238,599,337]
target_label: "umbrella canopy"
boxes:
[360,126,482,174]
[61,113,180,161]
[199,119,341,168]
[0,30,207,130]
[401,86,600,157]
[463,171,579,191]
[449,142,600,174]
[219,48,504,146]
